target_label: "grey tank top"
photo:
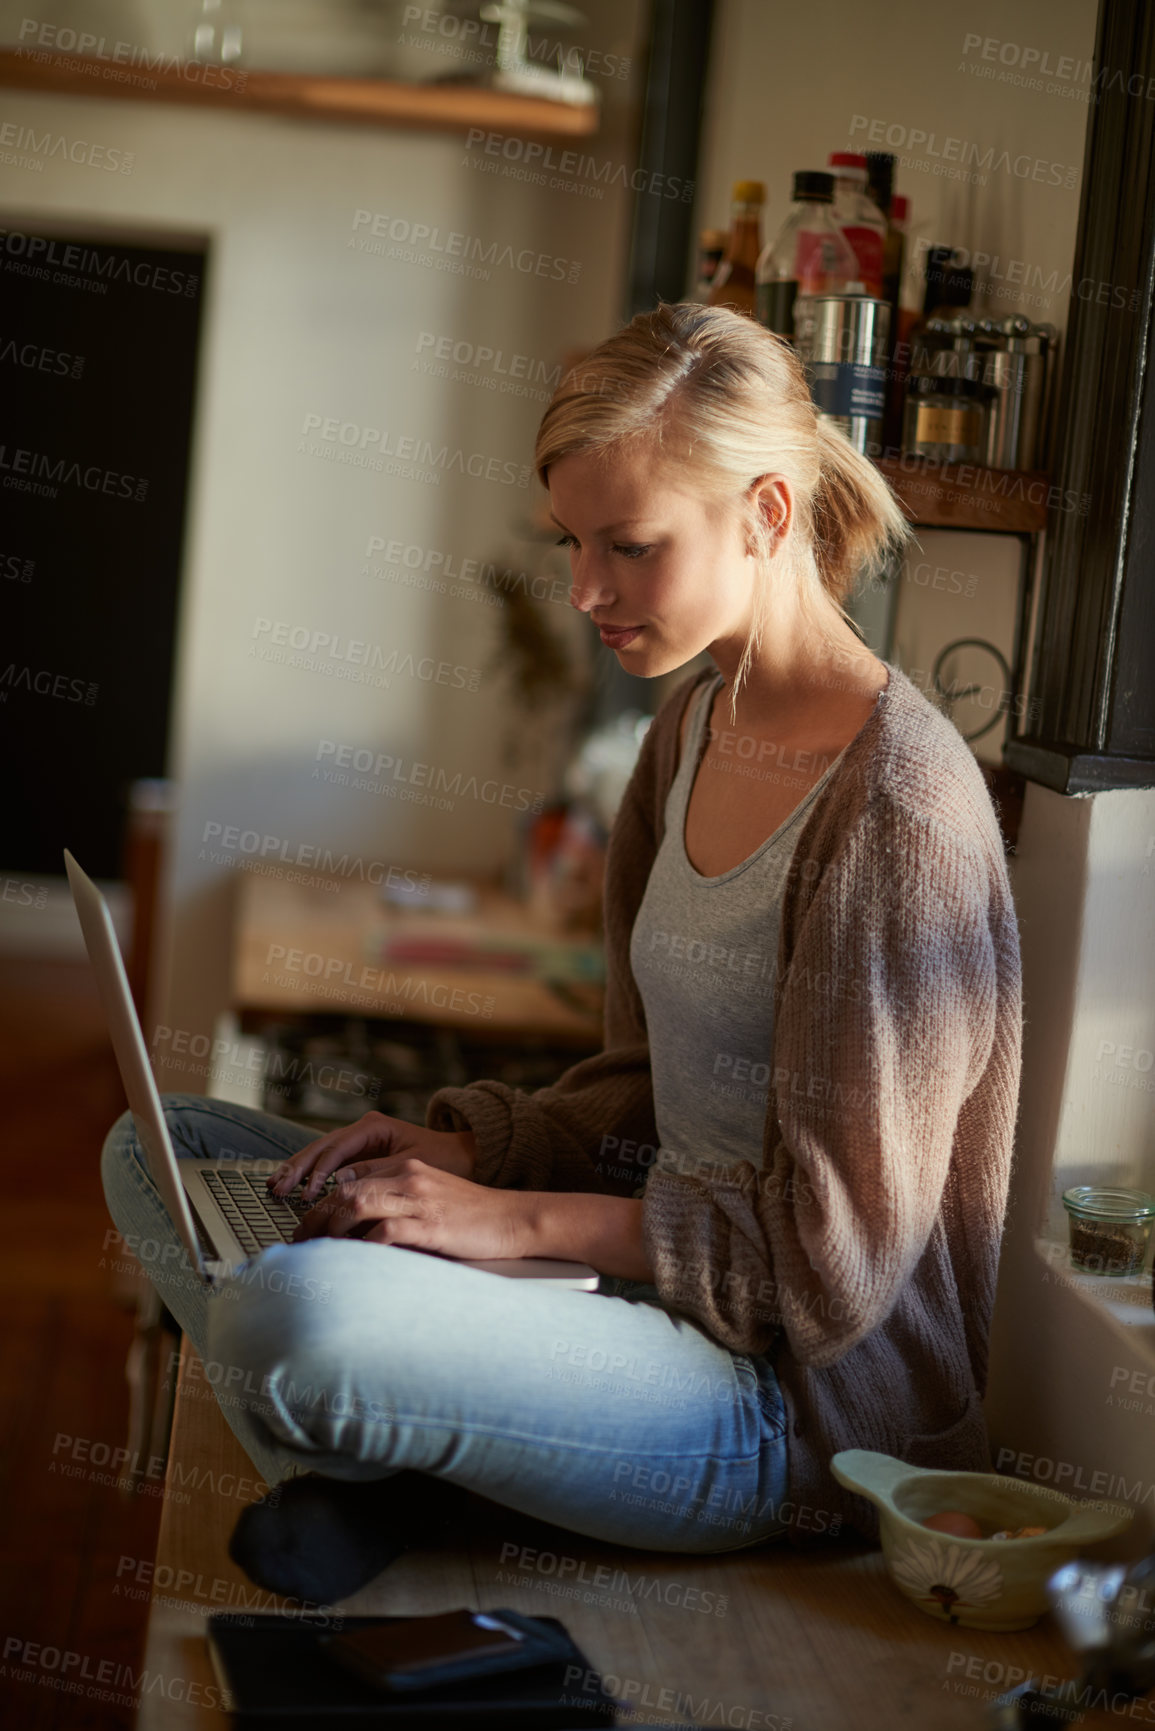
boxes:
[630,672,862,1177]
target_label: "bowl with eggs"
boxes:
[830,1449,1133,1631]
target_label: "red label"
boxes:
[794,230,853,294]
[841,226,884,295]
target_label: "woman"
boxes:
[102,302,1021,1601]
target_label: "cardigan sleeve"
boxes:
[640,800,1001,1361]
[423,676,703,1194]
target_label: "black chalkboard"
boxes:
[0,221,206,875]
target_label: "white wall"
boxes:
[986,784,1155,1550]
[0,0,644,1072]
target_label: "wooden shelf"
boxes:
[0,48,600,139]
[877,455,1051,535]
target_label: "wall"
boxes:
[986,784,1155,1549]
[0,0,644,1078]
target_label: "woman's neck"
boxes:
[709,611,886,737]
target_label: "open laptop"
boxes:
[65,849,599,1291]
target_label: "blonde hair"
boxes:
[534,300,910,699]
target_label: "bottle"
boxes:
[884,195,909,307]
[707,181,765,317]
[755,171,858,345]
[880,195,912,451]
[907,248,977,381]
[691,228,728,302]
[828,152,887,297]
[864,150,895,220]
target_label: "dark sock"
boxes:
[228,1470,460,1604]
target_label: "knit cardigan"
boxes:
[426,662,1023,1542]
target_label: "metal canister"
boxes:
[798,294,891,454]
[976,317,1056,470]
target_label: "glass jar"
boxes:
[902,374,987,462]
[1062,1186,1155,1277]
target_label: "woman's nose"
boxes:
[568,560,614,613]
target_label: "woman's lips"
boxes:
[597,624,643,648]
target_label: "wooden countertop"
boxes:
[140,1346,1129,1731]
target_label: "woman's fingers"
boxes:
[292,1175,422,1240]
[267,1113,395,1198]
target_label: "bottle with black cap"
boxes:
[754,170,858,345]
[906,245,977,381]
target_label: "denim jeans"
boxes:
[101,1094,789,1553]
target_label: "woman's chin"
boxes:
[615,642,697,680]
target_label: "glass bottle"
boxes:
[906,250,976,381]
[190,0,244,63]
[755,171,858,346]
[828,152,888,297]
[707,181,765,317]
[879,194,912,451]
[692,228,728,303]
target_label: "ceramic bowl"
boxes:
[831,1449,1133,1631]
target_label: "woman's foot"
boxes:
[228,1470,462,1604]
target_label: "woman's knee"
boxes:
[100,1107,148,1217]
[206,1243,348,1388]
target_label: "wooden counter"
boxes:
[140,1347,1130,1731]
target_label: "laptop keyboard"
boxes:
[202,1168,338,1258]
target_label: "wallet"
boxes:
[207,1610,618,1728]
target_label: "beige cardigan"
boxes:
[427,664,1023,1541]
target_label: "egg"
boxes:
[921,1510,983,1539]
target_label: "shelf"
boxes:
[876,455,1051,535]
[0,48,601,139]
[1035,1235,1155,1370]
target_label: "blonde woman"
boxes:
[102,302,1021,1600]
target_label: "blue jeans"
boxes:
[101,1095,789,1553]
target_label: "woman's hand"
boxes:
[267,1111,477,1201]
[290,1157,535,1262]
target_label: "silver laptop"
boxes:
[65,849,599,1291]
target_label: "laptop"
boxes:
[65,849,599,1291]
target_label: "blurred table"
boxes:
[231,873,603,1041]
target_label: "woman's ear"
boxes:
[756,475,793,546]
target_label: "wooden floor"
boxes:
[0,958,163,1731]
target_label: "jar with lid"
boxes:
[902,374,987,462]
[1062,1186,1155,1277]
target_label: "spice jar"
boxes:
[1062,1186,1155,1277]
[902,374,987,463]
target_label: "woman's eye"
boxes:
[614,544,652,560]
[555,533,578,551]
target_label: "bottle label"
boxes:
[795,231,852,294]
[914,404,982,445]
[841,225,884,294]
[808,361,887,420]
